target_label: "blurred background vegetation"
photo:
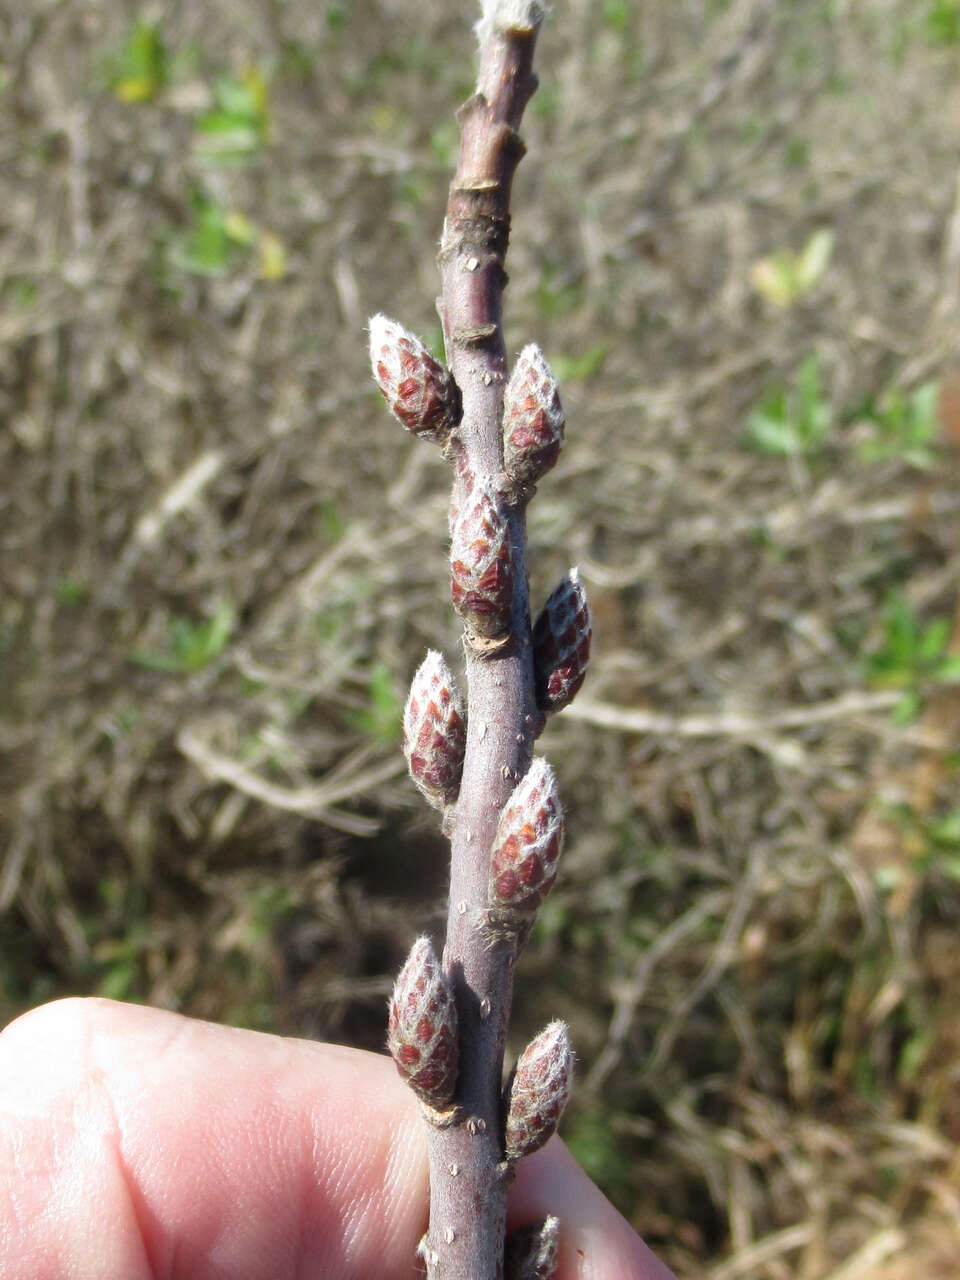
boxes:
[3,0,960,1275]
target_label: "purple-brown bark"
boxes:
[372,4,592,1277]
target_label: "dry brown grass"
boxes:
[3,0,960,1274]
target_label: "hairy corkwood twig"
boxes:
[371,3,592,1277]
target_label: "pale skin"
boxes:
[0,998,677,1279]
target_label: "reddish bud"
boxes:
[502,345,565,488]
[489,758,564,921]
[504,1216,560,1280]
[450,485,513,639]
[504,1021,573,1163]
[403,651,466,809]
[532,568,592,714]
[369,314,461,443]
[388,936,459,1108]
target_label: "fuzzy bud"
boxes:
[532,568,592,714]
[403,651,466,809]
[369,314,461,443]
[388,936,458,1109]
[475,0,547,55]
[504,1022,574,1163]
[450,485,513,639]
[487,758,564,938]
[502,345,565,489]
[504,1216,560,1280]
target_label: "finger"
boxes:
[0,997,427,1280]
[0,998,674,1280]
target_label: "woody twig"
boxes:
[370,4,591,1275]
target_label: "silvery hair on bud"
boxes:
[476,0,547,44]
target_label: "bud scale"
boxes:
[532,568,592,714]
[388,936,459,1108]
[502,344,565,488]
[369,314,461,443]
[403,651,466,809]
[488,758,564,922]
[450,485,513,638]
[504,1021,573,1163]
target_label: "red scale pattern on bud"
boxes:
[388,936,458,1108]
[532,568,592,714]
[503,344,565,488]
[489,758,563,918]
[504,1021,573,1163]
[369,314,461,443]
[504,1216,560,1280]
[450,486,513,638]
[403,651,466,809]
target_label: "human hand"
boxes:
[0,998,676,1279]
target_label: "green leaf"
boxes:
[751,252,799,307]
[319,500,345,544]
[746,411,798,455]
[344,661,402,743]
[129,600,234,674]
[926,0,960,45]
[743,355,831,457]
[56,577,86,605]
[884,593,918,660]
[796,229,835,290]
[910,381,939,430]
[98,957,138,1001]
[918,618,949,664]
[897,1029,933,1085]
[891,690,922,725]
[602,0,631,31]
[165,189,258,277]
[751,231,833,307]
[935,654,960,682]
[192,68,270,165]
[108,17,168,103]
[857,380,940,469]
[551,344,608,383]
[927,811,960,848]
